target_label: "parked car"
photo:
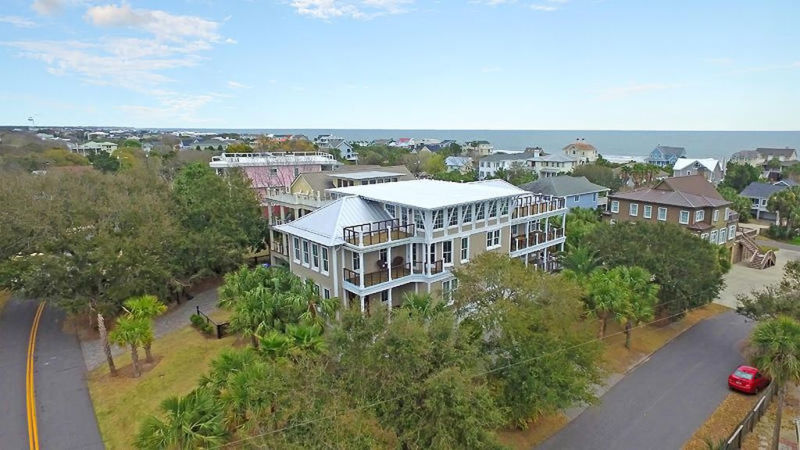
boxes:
[728,365,770,394]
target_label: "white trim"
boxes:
[679,210,689,224]
[629,203,639,217]
[643,204,652,219]
[657,207,667,221]
[610,200,619,213]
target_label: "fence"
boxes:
[194,306,230,339]
[723,382,777,449]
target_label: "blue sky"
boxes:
[0,0,798,129]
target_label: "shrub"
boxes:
[190,314,214,335]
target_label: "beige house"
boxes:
[562,139,598,164]
[272,179,568,311]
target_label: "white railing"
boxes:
[210,152,339,167]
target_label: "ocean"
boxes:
[180,129,800,161]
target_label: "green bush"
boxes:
[190,313,214,335]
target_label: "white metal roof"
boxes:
[332,171,405,180]
[274,196,391,246]
[329,179,525,210]
[673,158,721,172]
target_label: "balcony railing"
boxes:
[512,195,565,219]
[530,255,562,272]
[727,211,740,223]
[511,227,565,252]
[342,260,444,288]
[343,219,415,246]
[270,240,288,256]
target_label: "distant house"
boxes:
[740,180,797,222]
[531,154,579,178]
[607,175,739,258]
[70,141,118,156]
[391,138,415,148]
[731,148,798,176]
[180,139,227,151]
[562,139,598,164]
[520,176,609,210]
[327,139,357,162]
[646,145,686,167]
[478,149,577,180]
[464,140,494,157]
[445,156,473,173]
[672,158,724,184]
[370,139,392,146]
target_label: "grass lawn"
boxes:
[88,323,236,449]
[792,236,800,246]
[497,303,730,449]
[683,392,758,449]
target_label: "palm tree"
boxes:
[124,295,167,363]
[109,316,151,377]
[751,317,800,450]
[286,323,326,356]
[587,269,624,338]
[255,327,292,359]
[402,293,447,319]
[618,266,659,349]
[135,389,226,449]
[561,246,600,281]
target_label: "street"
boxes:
[0,298,104,450]
[538,310,754,450]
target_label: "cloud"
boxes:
[118,93,221,125]
[227,80,251,89]
[8,4,230,124]
[595,83,684,100]
[530,4,557,11]
[85,3,221,43]
[290,0,412,19]
[0,16,38,27]
[32,0,64,15]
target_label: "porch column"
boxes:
[387,289,393,312]
[279,206,286,224]
[387,246,393,281]
[360,295,365,313]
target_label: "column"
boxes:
[360,295,365,313]
[387,288,393,312]
[279,206,286,224]
[359,252,365,289]
[387,246,393,281]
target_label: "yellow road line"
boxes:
[26,302,45,450]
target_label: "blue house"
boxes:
[646,145,686,167]
[519,176,610,210]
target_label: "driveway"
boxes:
[0,298,104,450]
[715,249,800,309]
[537,310,753,450]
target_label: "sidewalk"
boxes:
[80,286,221,370]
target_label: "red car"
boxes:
[728,365,770,394]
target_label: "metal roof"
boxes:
[332,171,405,180]
[274,196,391,246]
[520,176,609,197]
[329,179,525,210]
[673,158,721,172]
[740,182,788,199]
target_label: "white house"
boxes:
[70,141,118,156]
[673,158,724,184]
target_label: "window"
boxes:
[710,230,718,243]
[302,241,310,265]
[643,205,652,219]
[294,167,300,177]
[719,228,727,243]
[500,199,509,216]
[443,240,453,265]
[658,207,667,221]
[385,204,396,217]
[488,201,498,218]
[679,210,689,224]
[629,203,639,217]
[321,248,329,273]
[610,200,619,213]
[460,237,469,262]
[462,204,472,223]
[429,243,436,263]
[270,168,278,175]
[572,195,580,202]
[447,207,458,227]
[486,230,501,249]
[352,251,360,270]
[293,237,301,262]
[713,209,719,222]
[311,244,320,270]
[593,193,598,202]
[476,203,485,220]
[379,248,387,265]
[442,279,458,304]
[433,210,443,229]
[323,288,331,299]
[728,225,736,240]
[414,210,425,230]
[695,210,704,222]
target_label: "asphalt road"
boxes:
[538,310,754,450]
[0,298,104,450]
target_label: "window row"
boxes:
[292,237,330,274]
[383,200,511,231]
[700,225,736,245]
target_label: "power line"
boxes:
[216,301,731,448]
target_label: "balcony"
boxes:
[511,227,565,252]
[343,260,444,288]
[512,195,566,220]
[270,240,288,257]
[529,254,562,272]
[727,211,740,223]
[343,219,415,247]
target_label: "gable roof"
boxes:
[294,165,413,193]
[673,158,721,172]
[610,175,730,208]
[740,182,789,199]
[651,146,686,158]
[757,147,796,158]
[275,196,391,246]
[480,152,535,163]
[445,156,472,166]
[519,176,609,197]
[731,150,761,160]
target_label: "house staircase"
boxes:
[736,229,776,269]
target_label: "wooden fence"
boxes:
[723,382,777,449]
[195,306,230,339]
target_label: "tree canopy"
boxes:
[720,161,761,192]
[719,186,752,222]
[571,163,623,191]
[584,221,727,317]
